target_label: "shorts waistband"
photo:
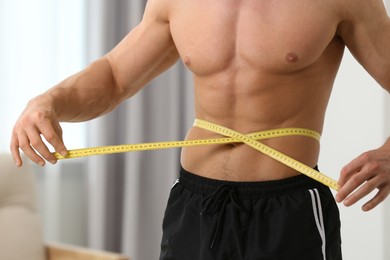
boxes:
[179,166,325,199]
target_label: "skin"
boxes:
[10,0,390,211]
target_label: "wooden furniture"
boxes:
[45,243,128,260]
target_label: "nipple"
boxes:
[184,56,191,66]
[285,52,299,63]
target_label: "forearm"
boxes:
[34,57,124,122]
[11,0,178,166]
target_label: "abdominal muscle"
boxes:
[181,126,321,182]
[180,71,329,182]
[174,34,343,182]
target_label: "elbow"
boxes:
[104,55,141,102]
[102,56,126,98]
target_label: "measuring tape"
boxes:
[53,119,339,190]
[194,119,339,190]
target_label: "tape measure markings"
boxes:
[193,119,339,191]
[53,127,320,159]
[53,120,338,190]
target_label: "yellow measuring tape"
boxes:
[53,119,339,190]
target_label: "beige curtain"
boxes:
[85,1,194,259]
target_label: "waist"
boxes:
[179,166,326,199]
[180,122,321,182]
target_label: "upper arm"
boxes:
[337,0,390,90]
[105,0,179,99]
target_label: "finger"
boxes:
[18,132,46,166]
[52,120,68,155]
[339,153,369,186]
[10,133,23,167]
[336,167,374,203]
[343,177,379,207]
[38,120,67,156]
[29,129,58,164]
[362,189,389,211]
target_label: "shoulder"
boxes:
[332,0,388,22]
[328,0,389,42]
[143,0,176,23]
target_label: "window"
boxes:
[0,0,87,152]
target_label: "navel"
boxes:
[285,52,299,63]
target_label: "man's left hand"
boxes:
[336,141,390,211]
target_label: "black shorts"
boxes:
[160,167,342,260]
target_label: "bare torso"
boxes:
[10,0,389,211]
[168,0,345,181]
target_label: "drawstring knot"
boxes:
[200,184,249,248]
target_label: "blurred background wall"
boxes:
[0,1,389,259]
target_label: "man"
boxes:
[10,0,390,259]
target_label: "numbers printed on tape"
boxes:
[53,119,339,191]
[193,119,339,191]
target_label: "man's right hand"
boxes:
[10,96,68,167]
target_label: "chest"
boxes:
[169,0,341,74]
